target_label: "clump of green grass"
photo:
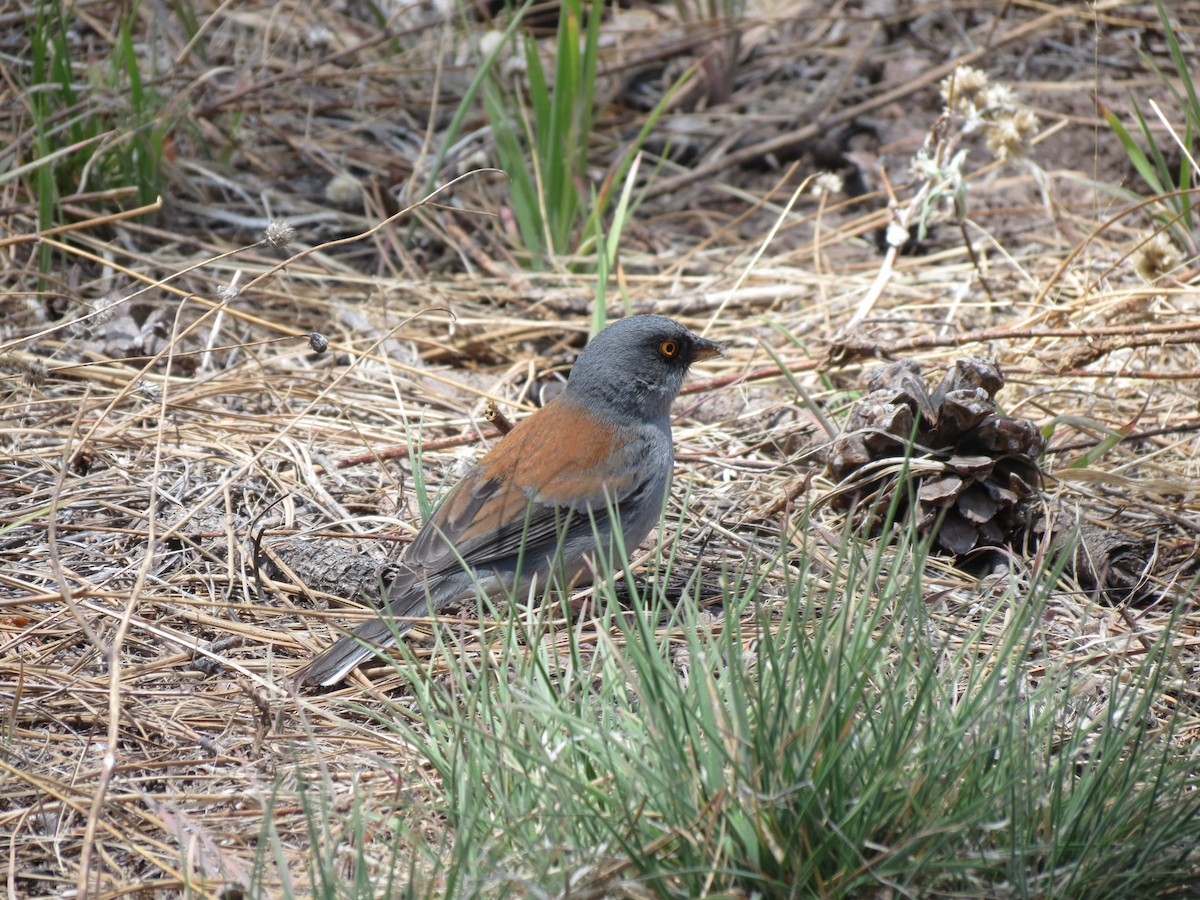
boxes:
[1103,0,1200,259]
[472,0,688,272]
[481,0,601,264]
[289,507,1200,897]
[17,1,170,254]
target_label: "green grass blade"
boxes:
[484,78,545,260]
[1103,105,1164,196]
[1155,0,1200,133]
[420,0,535,197]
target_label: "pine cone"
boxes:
[826,357,1044,555]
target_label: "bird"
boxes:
[293,315,722,687]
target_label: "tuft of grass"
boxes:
[482,0,601,264]
[1102,0,1200,256]
[298,506,1200,897]
[19,0,170,252]
[479,0,689,270]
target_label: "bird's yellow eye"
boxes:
[660,339,679,358]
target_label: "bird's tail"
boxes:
[292,577,447,689]
[291,616,405,688]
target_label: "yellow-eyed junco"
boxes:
[294,315,721,686]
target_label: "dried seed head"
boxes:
[0,355,48,387]
[262,221,295,249]
[69,291,123,338]
[324,172,362,208]
[985,108,1039,161]
[979,83,1017,112]
[812,171,843,196]
[940,66,990,113]
[939,68,1038,161]
[24,358,48,386]
[89,291,122,325]
[1131,232,1181,282]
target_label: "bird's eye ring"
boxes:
[660,339,679,358]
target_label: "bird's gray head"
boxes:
[564,315,722,423]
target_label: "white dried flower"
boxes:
[979,83,1017,112]
[303,26,333,50]
[886,219,911,248]
[940,66,989,113]
[324,171,362,208]
[812,171,843,196]
[1132,233,1181,282]
[985,108,1039,161]
[478,29,505,58]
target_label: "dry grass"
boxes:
[3,0,1200,896]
